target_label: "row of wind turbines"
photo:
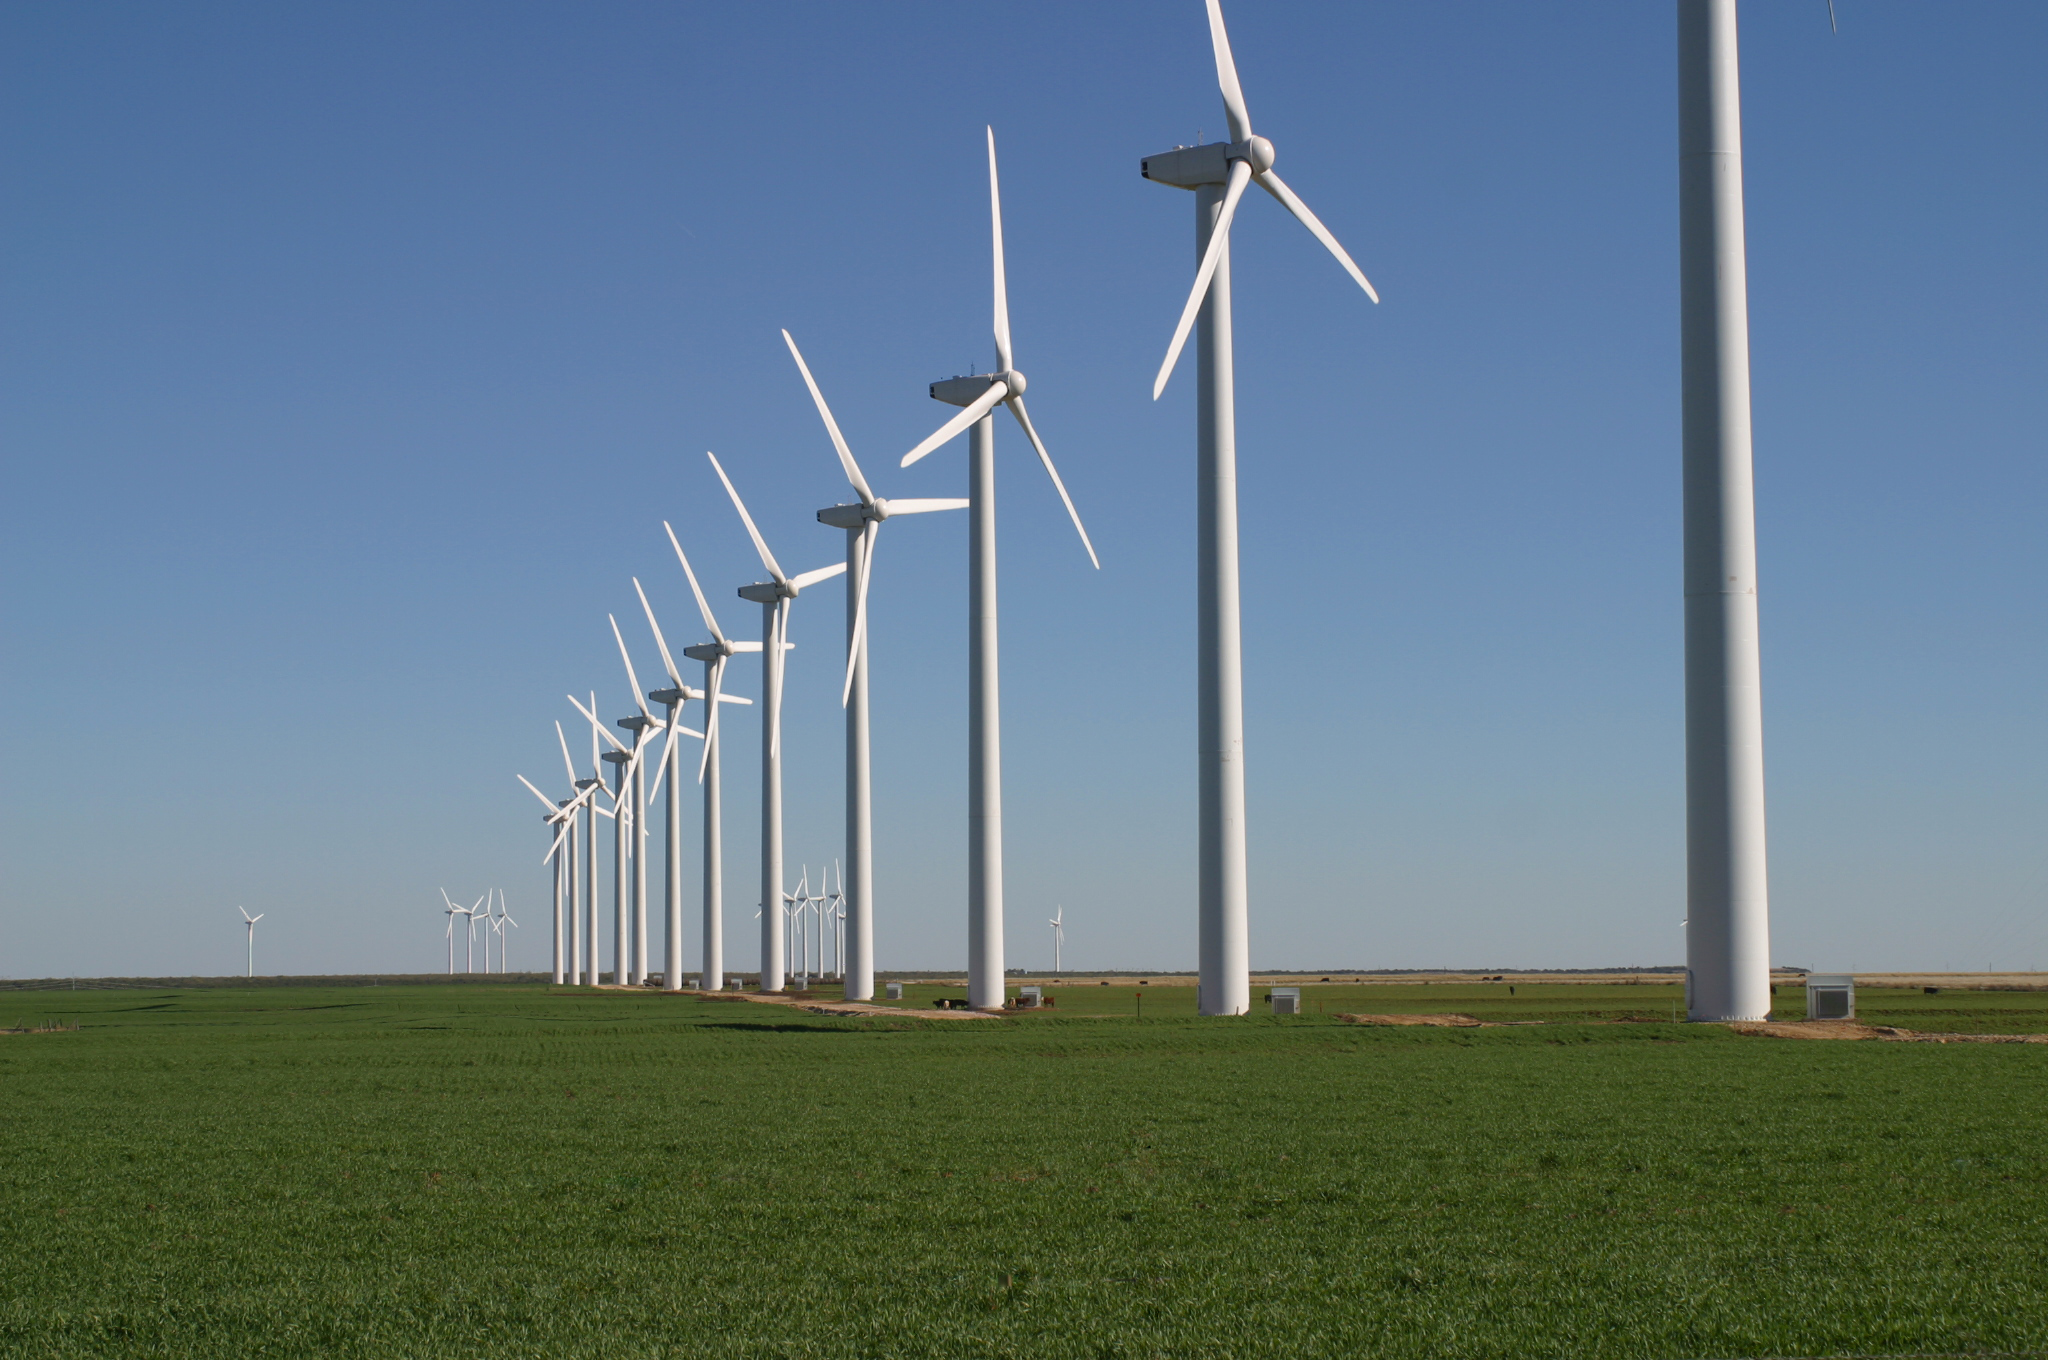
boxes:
[437,889,518,975]
[512,0,1777,1022]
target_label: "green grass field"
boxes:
[4,985,2046,1359]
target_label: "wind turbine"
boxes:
[238,906,264,978]
[1680,0,1770,1021]
[1143,0,1380,1015]
[664,522,758,992]
[1049,906,1064,976]
[899,127,1099,1012]
[495,896,518,973]
[706,451,848,993]
[465,893,487,973]
[439,891,463,974]
[784,329,967,1001]
[633,578,708,992]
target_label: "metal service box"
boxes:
[1805,973,1855,1020]
[1269,986,1302,1016]
[885,982,903,1000]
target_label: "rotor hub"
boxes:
[998,369,1026,395]
[1241,136,1275,175]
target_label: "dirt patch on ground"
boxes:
[1336,1013,1490,1028]
[696,990,996,1020]
[1730,1020,2048,1044]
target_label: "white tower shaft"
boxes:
[701,660,725,991]
[632,753,648,985]
[664,702,684,991]
[759,599,787,992]
[1679,0,1770,1022]
[966,415,1005,1010]
[1195,181,1250,1017]
[551,818,565,985]
[843,526,875,1000]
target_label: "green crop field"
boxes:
[3,985,2046,1359]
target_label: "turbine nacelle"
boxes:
[1141,136,1275,188]
[929,371,1025,408]
[738,581,796,605]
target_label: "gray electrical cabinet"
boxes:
[1805,973,1855,1020]
[1270,986,1301,1016]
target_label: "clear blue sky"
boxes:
[3,1,2042,979]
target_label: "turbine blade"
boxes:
[698,656,725,783]
[790,561,847,591]
[988,127,1012,373]
[517,773,558,812]
[1154,158,1252,401]
[544,816,574,865]
[706,451,787,584]
[770,596,791,760]
[782,330,875,505]
[879,498,970,515]
[842,519,878,707]
[1206,0,1253,143]
[901,382,1007,468]
[567,694,630,751]
[556,721,578,785]
[1254,169,1379,303]
[633,579,685,688]
[663,521,726,645]
[1004,394,1099,569]
[610,615,651,717]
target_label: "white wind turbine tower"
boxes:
[1049,906,1064,976]
[439,891,464,974]
[1679,0,1770,1022]
[665,522,758,993]
[783,329,967,1001]
[609,613,672,986]
[632,578,709,993]
[1144,0,1380,1015]
[494,895,518,973]
[706,451,848,994]
[566,694,625,985]
[464,893,487,973]
[899,127,1100,1012]
[238,906,264,978]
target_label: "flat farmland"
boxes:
[3,985,2046,1359]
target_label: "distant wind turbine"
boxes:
[1049,906,1064,976]
[238,906,264,979]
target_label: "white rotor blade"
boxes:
[769,596,791,760]
[790,561,847,590]
[1004,394,1099,569]
[988,127,1012,374]
[633,579,685,688]
[842,518,878,707]
[1154,158,1252,401]
[556,721,578,786]
[1254,170,1379,303]
[707,451,787,585]
[610,615,651,717]
[567,694,631,751]
[663,521,726,645]
[900,381,1007,468]
[698,655,726,783]
[880,498,970,515]
[1206,0,1252,143]
[516,774,558,813]
[544,816,574,865]
[250,914,263,923]
[782,329,875,505]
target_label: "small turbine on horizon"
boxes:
[238,906,265,979]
